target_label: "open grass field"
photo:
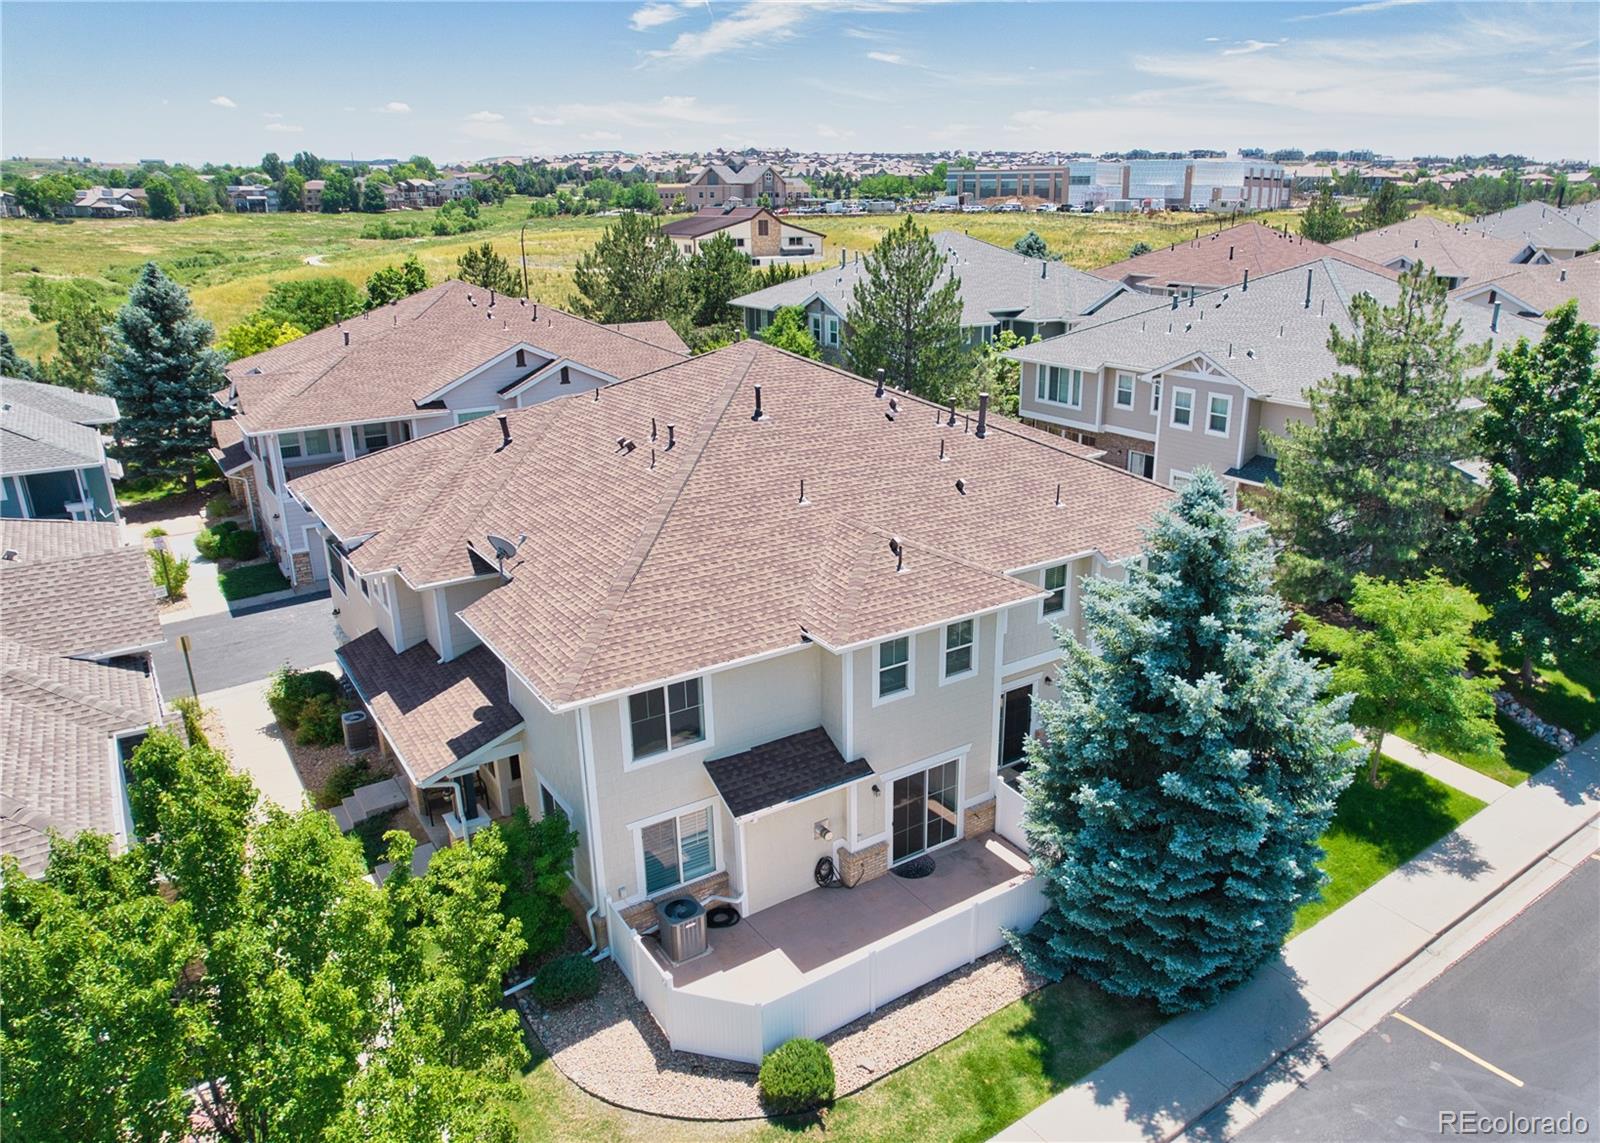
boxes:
[4,199,1467,364]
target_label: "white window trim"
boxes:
[621,676,713,770]
[628,796,723,902]
[1036,365,1084,410]
[536,774,579,883]
[1040,563,1069,621]
[879,747,970,865]
[1169,469,1194,492]
[1206,393,1234,438]
[453,407,498,426]
[278,428,340,461]
[1114,371,1135,409]
[1127,449,1155,479]
[939,619,979,685]
[1150,378,1163,416]
[872,634,916,707]
[1169,386,1196,431]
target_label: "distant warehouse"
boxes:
[947,159,1291,212]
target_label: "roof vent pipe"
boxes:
[975,392,989,439]
[651,417,658,441]
[667,424,676,449]
[497,415,512,450]
[1491,301,1502,333]
[1041,261,1047,279]
[490,289,496,306]
[1228,245,1234,260]
[874,368,885,398]
[532,303,538,320]
[955,478,966,495]
[343,330,350,346]
[752,383,764,421]
[1560,269,1567,282]
[1304,268,1313,309]
[1242,268,1249,291]
[947,400,957,427]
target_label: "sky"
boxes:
[2,1,1596,165]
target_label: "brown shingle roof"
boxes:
[337,629,522,784]
[209,418,250,475]
[604,320,690,354]
[295,341,1175,708]
[1093,221,1398,291]
[0,519,122,563]
[0,523,163,658]
[1452,254,1599,324]
[224,281,685,434]
[704,727,871,819]
[1332,216,1532,287]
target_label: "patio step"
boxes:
[371,841,436,886]
[349,777,406,819]
[331,803,356,832]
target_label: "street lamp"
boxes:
[519,220,529,299]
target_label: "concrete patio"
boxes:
[647,833,1033,1004]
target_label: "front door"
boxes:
[890,759,960,863]
[1000,684,1033,766]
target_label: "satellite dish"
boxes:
[486,534,520,563]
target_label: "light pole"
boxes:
[519,220,529,298]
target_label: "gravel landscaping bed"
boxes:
[284,737,396,806]
[523,946,1046,1120]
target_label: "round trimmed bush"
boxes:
[194,527,225,561]
[759,1038,834,1115]
[266,666,342,729]
[530,954,599,1008]
[221,528,260,561]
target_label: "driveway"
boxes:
[153,591,334,698]
[1238,857,1599,1141]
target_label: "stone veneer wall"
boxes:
[290,549,314,586]
[963,797,997,839]
[838,840,889,886]
[619,869,732,931]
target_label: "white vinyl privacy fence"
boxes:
[995,776,1030,851]
[607,872,1048,1065]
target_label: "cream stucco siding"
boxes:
[741,787,848,914]
[507,675,595,902]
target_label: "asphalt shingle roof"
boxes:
[1452,255,1598,324]
[0,522,164,658]
[1332,216,1533,286]
[1466,201,1600,252]
[1009,257,1547,403]
[704,728,872,819]
[730,230,1128,329]
[293,340,1176,708]
[1094,222,1398,291]
[1,377,117,476]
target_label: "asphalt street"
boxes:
[1240,855,1599,1141]
[153,591,336,697]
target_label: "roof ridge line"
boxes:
[555,345,759,702]
[1,653,150,727]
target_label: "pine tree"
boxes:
[455,243,521,296]
[1465,301,1600,682]
[846,215,967,401]
[1300,185,1351,244]
[99,263,228,488]
[1013,230,1051,259]
[682,233,754,330]
[1,329,38,380]
[1016,469,1356,1013]
[1268,263,1490,602]
[569,211,684,324]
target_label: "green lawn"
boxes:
[1395,713,1559,787]
[1291,757,1486,937]
[217,560,290,602]
[116,471,222,506]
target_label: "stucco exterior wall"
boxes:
[740,787,849,914]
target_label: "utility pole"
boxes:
[519,220,530,298]
[179,633,199,700]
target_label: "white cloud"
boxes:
[642,1,937,65]
[262,111,284,120]
[377,101,411,114]
[867,50,907,65]
[466,110,505,122]
[1290,0,1429,21]
[1221,39,1286,56]
[528,115,565,126]
[209,95,237,108]
[265,122,304,134]
[629,2,684,31]
[530,95,737,130]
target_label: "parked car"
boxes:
[1035,203,1057,213]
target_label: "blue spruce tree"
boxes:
[1016,469,1356,1012]
[100,262,228,489]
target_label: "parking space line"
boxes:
[1390,1012,1525,1088]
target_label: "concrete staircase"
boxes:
[330,777,407,832]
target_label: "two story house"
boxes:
[0,519,166,878]
[678,162,793,208]
[1094,220,1397,297]
[1008,257,1545,495]
[1,377,122,524]
[661,206,824,263]
[1332,215,1545,290]
[730,230,1137,360]
[210,280,687,586]
[290,339,1177,1060]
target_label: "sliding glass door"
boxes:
[890,759,960,863]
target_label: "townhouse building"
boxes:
[1,377,123,523]
[660,206,824,262]
[209,281,687,587]
[1332,215,1548,289]
[0,519,166,878]
[225,184,280,212]
[1466,200,1600,260]
[1009,258,1544,494]
[676,162,794,208]
[1095,221,1397,297]
[1451,256,1598,325]
[730,230,1138,360]
[65,186,147,218]
[947,159,1291,211]
[290,339,1176,1058]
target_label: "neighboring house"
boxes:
[1,377,123,523]
[1451,254,1598,326]
[66,186,147,218]
[0,519,165,878]
[353,177,401,210]
[397,179,443,208]
[289,339,1176,1057]
[681,163,793,208]
[947,159,1291,211]
[225,184,279,212]
[730,230,1136,360]
[1466,200,1600,260]
[1008,257,1544,493]
[210,280,687,587]
[1,190,22,218]
[661,206,824,262]
[655,182,691,210]
[1332,216,1545,289]
[444,172,490,199]
[302,179,325,211]
[1094,221,1398,297]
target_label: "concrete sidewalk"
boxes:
[994,735,1600,1143]
[1382,732,1513,805]
[202,679,309,812]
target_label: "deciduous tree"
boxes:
[219,313,306,360]
[758,306,821,359]
[364,255,430,308]
[845,215,967,401]
[260,276,365,332]
[1016,469,1355,1012]
[144,174,180,220]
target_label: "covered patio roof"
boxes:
[703,727,871,820]
[337,629,522,786]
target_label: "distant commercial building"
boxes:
[947,159,1290,211]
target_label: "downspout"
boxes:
[576,704,609,953]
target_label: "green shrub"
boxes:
[194,527,225,561]
[148,548,190,601]
[265,665,341,729]
[759,1039,835,1115]
[295,693,344,746]
[498,806,580,960]
[530,954,599,1008]
[318,757,373,809]
[171,696,210,748]
[144,525,168,539]
[204,493,238,521]
[221,528,260,561]
[346,808,400,870]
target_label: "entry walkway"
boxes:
[1381,732,1514,805]
[993,735,1600,1143]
